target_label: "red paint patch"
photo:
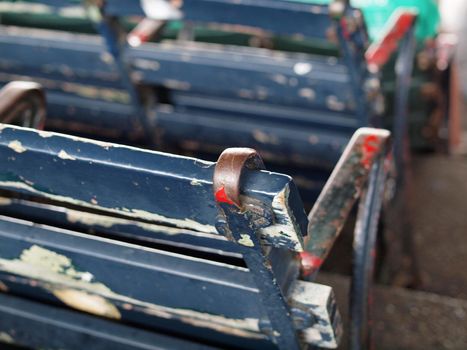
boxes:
[361,134,380,169]
[365,12,416,67]
[340,17,350,39]
[215,186,234,205]
[299,252,324,276]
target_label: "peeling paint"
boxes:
[190,179,202,186]
[58,150,76,161]
[299,88,316,101]
[2,124,213,162]
[271,74,288,85]
[131,209,217,233]
[38,130,53,138]
[0,332,13,344]
[100,52,114,64]
[259,186,304,252]
[53,289,121,319]
[289,281,342,348]
[0,180,218,234]
[163,79,191,90]
[62,83,130,104]
[8,140,26,153]
[65,209,214,238]
[326,95,346,111]
[0,197,12,206]
[0,245,263,339]
[133,58,160,71]
[0,71,128,104]
[238,234,255,247]
[293,62,312,75]
[252,130,280,145]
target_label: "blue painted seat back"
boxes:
[0,124,308,251]
[0,0,384,202]
[0,124,345,349]
[0,0,370,117]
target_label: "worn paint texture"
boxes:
[259,186,304,252]
[0,245,263,339]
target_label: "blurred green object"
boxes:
[291,0,440,42]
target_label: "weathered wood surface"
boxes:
[0,124,308,251]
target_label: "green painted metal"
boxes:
[290,0,440,42]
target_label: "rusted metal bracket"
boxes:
[0,81,46,129]
[213,147,302,350]
[213,147,265,208]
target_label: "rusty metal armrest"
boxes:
[0,81,46,129]
[302,127,390,349]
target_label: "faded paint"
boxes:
[65,209,215,238]
[0,245,121,319]
[133,58,160,71]
[271,74,288,85]
[252,130,280,145]
[326,95,346,112]
[0,332,13,344]
[0,245,263,339]
[293,62,312,76]
[238,234,254,247]
[259,186,304,252]
[8,140,26,153]
[61,83,130,104]
[58,150,76,161]
[0,125,304,250]
[289,281,342,348]
[100,52,114,64]
[299,88,316,101]
[0,197,12,206]
[38,130,53,138]
[0,180,218,234]
[163,79,191,90]
[1,124,213,163]
[0,71,128,104]
[53,289,121,319]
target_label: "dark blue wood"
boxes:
[39,0,336,41]
[0,124,308,249]
[0,293,220,350]
[215,202,302,349]
[0,196,243,257]
[0,0,374,175]
[0,27,357,115]
[0,124,346,349]
[0,214,280,348]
